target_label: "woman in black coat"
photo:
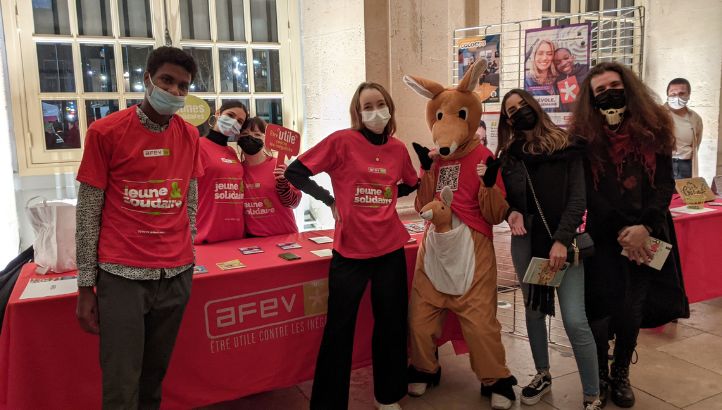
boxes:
[495,89,601,410]
[570,62,689,408]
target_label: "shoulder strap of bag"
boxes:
[521,162,553,240]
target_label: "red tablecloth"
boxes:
[670,196,722,303]
[0,230,462,410]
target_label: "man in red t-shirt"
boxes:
[75,47,202,409]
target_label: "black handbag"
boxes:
[522,162,595,266]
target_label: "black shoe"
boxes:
[599,368,610,407]
[520,371,552,405]
[487,376,518,410]
[407,365,441,397]
[610,364,635,408]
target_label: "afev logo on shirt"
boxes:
[143,148,171,158]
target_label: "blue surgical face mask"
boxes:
[216,114,242,137]
[145,77,186,115]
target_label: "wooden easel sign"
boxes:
[675,177,715,203]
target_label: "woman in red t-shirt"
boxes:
[195,100,248,244]
[285,83,419,410]
[238,116,301,236]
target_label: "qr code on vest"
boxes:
[436,164,461,192]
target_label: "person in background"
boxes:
[285,82,419,410]
[239,116,301,237]
[665,78,703,179]
[571,62,689,408]
[75,46,201,409]
[496,89,600,410]
[195,100,248,244]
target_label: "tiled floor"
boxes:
[199,225,722,410]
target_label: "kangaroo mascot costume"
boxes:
[404,60,518,410]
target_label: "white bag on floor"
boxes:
[26,197,77,274]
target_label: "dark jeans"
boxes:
[97,268,193,410]
[310,248,408,409]
[672,158,692,179]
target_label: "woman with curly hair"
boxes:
[570,62,689,408]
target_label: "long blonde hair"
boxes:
[529,39,557,85]
[496,89,570,156]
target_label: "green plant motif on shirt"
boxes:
[170,182,183,199]
[384,186,393,199]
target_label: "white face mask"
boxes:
[145,78,186,115]
[667,96,689,110]
[361,107,391,134]
[216,114,242,137]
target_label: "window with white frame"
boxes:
[542,1,640,69]
[2,0,297,175]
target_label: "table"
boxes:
[670,196,722,303]
[0,230,462,410]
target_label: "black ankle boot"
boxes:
[610,363,635,408]
[598,368,610,408]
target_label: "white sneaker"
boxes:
[491,392,513,410]
[408,382,427,397]
[377,402,402,410]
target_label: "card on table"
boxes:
[277,242,302,250]
[308,236,333,244]
[193,265,208,274]
[216,259,246,271]
[278,252,301,261]
[310,249,333,258]
[240,246,264,255]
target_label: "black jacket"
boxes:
[501,140,586,258]
[584,149,689,328]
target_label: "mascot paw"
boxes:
[482,157,502,187]
[413,142,433,171]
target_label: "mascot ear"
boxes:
[441,186,453,206]
[457,59,487,93]
[403,75,445,99]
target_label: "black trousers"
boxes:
[310,248,408,409]
[587,266,651,370]
[96,268,192,410]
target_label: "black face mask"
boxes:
[594,88,626,110]
[510,105,537,131]
[238,135,264,155]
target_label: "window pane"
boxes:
[185,47,214,92]
[557,18,571,26]
[32,0,71,35]
[122,45,153,92]
[80,45,117,92]
[37,44,75,92]
[180,0,211,40]
[586,0,600,11]
[542,0,551,12]
[216,0,245,41]
[252,49,280,92]
[76,0,112,36]
[621,0,634,7]
[250,0,278,42]
[85,100,119,127]
[42,100,79,150]
[542,19,551,28]
[219,49,250,92]
[118,0,153,38]
[555,0,571,12]
[126,98,143,107]
[604,0,617,15]
[255,99,282,125]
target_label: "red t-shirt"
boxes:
[242,157,299,237]
[298,129,418,259]
[195,137,245,244]
[77,107,203,267]
[427,144,505,238]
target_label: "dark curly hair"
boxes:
[146,46,198,83]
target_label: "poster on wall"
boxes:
[523,23,591,126]
[480,112,500,154]
[457,34,501,103]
